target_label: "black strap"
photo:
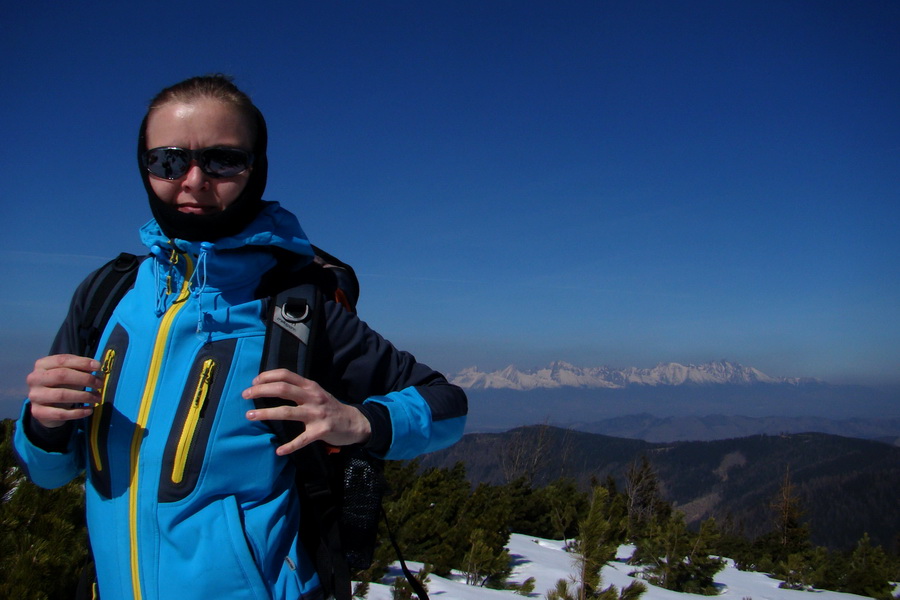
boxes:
[298,446,352,600]
[259,281,354,600]
[78,252,142,356]
[258,282,322,442]
[262,257,431,599]
[383,507,430,599]
[74,253,142,600]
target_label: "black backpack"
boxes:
[74,247,427,600]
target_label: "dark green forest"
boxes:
[3,419,899,600]
[420,425,900,552]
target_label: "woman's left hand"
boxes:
[243,369,372,455]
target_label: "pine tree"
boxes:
[703,515,755,572]
[541,478,588,540]
[755,464,812,582]
[549,485,643,600]
[382,461,517,583]
[463,527,511,587]
[510,576,536,595]
[0,419,89,600]
[383,462,471,575]
[390,564,431,600]
[632,513,725,595]
[839,533,896,600]
[623,456,669,543]
[571,486,621,596]
[546,578,577,600]
[770,465,808,555]
[452,482,514,586]
[546,572,646,600]
[777,551,820,591]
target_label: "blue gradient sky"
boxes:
[1,1,898,415]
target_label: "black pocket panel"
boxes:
[158,338,237,503]
[88,324,129,499]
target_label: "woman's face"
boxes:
[145,98,254,215]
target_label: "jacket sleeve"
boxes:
[13,270,98,488]
[318,301,467,461]
[14,404,86,489]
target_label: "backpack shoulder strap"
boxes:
[257,275,356,599]
[257,277,323,417]
[256,249,425,600]
[78,252,143,356]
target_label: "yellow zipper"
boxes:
[129,251,194,600]
[171,358,217,484]
[89,348,116,472]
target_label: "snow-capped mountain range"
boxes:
[451,360,814,391]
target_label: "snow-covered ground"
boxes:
[363,533,883,600]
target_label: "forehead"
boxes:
[145,99,255,148]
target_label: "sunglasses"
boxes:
[143,146,254,180]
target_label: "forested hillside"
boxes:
[419,425,900,552]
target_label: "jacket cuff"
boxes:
[23,404,75,453]
[356,401,392,456]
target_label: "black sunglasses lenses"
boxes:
[145,148,190,179]
[202,148,253,177]
[145,147,253,179]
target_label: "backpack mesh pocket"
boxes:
[340,452,386,569]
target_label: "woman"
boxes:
[14,75,467,600]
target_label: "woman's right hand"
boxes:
[26,354,103,428]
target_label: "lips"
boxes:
[177,203,219,215]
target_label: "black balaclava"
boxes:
[137,105,269,242]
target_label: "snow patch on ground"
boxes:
[363,533,879,600]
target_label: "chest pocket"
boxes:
[88,324,130,499]
[159,338,237,503]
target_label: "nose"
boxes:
[181,161,210,191]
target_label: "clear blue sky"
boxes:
[1,1,898,416]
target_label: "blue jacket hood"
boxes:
[139,200,315,310]
[139,200,314,261]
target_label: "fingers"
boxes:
[243,370,372,452]
[268,412,356,456]
[31,401,96,425]
[275,432,312,457]
[251,368,307,387]
[28,354,103,392]
[33,354,100,372]
[27,369,104,397]
[246,403,319,424]
[242,369,322,408]
[244,404,323,456]
[27,354,103,428]
[29,386,101,407]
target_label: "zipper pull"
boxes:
[98,349,116,398]
[194,361,215,407]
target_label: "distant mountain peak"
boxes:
[451,360,813,390]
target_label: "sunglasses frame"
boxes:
[143,146,255,180]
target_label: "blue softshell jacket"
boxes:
[14,201,467,600]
